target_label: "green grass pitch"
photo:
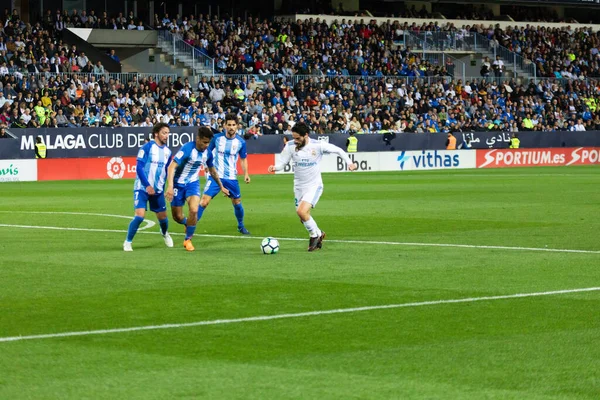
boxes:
[1,167,599,399]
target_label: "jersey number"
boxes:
[173,188,179,197]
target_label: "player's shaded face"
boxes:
[155,127,169,145]
[195,136,211,152]
[225,120,238,137]
[293,133,307,150]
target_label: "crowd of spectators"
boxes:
[488,25,600,80]
[156,13,600,81]
[288,3,586,24]
[0,71,598,135]
[1,10,600,136]
[0,8,115,78]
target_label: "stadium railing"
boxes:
[405,31,536,78]
[197,74,585,88]
[157,30,215,76]
[18,71,178,84]
[422,53,466,81]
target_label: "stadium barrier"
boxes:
[35,154,274,182]
[476,147,600,168]
[275,150,477,173]
[0,160,37,183]
[3,128,600,160]
[2,148,598,183]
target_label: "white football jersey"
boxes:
[277,138,352,188]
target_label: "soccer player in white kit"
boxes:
[268,122,357,251]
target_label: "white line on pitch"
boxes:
[0,223,599,254]
[1,287,599,343]
[0,211,155,230]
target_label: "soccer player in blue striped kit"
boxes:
[123,123,174,252]
[200,113,251,234]
[165,127,230,251]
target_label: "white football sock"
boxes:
[303,217,322,238]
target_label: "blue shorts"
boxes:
[203,177,241,199]
[134,190,167,213]
[171,181,201,207]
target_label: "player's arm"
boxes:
[268,145,293,172]
[239,141,250,183]
[166,147,188,201]
[205,149,230,197]
[207,166,230,197]
[165,159,179,202]
[136,145,154,194]
[322,142,357,171]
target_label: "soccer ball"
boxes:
[261,237,280,254]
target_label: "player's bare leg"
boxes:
[199,194,212,209]
[183,196,200,251]
[171,206,187,226]
[172,209,186,223]
[297,201,324,252]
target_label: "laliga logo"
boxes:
[107,157,126,179]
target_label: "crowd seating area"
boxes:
[155,14,600,81]
[0,10,114,78]
[489,26,600,80]
[1,72,598,134]
[0,10,599,135]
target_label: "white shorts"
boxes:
[294,185,323,208]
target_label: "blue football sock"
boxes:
[158,218,168,235]
[185,225,196,240]
[234,203,245,227]
[197,205,205,221]
[126,216,144,242]
[177,217,187,226]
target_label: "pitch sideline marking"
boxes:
[0,287,599,343]
[0,222,599,255]
[0,211,155,231]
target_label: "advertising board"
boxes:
[37,154,275,182]
[275,150,476,174]
[477,148,600,168]
[0,159,37,182]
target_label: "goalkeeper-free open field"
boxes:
[1,167,599,399]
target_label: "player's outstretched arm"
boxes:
[268,145,293,172]
[207,166,231,197]
[165,160,179,202]
[322,142,357,171]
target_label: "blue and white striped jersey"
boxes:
[173,141,214,185]
[134,140,172,193]
[208,133,247,180]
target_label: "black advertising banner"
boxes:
[2,128,600,160]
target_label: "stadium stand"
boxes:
[0,8,599,134]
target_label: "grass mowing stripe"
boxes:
[1,222,599,255]
[1,287,598,343]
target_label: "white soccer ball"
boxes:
[261,237,280,254]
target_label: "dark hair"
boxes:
[152,122,169,136]
[197,126,214,140]
[224,113,238,123]
[292,121,310,136]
